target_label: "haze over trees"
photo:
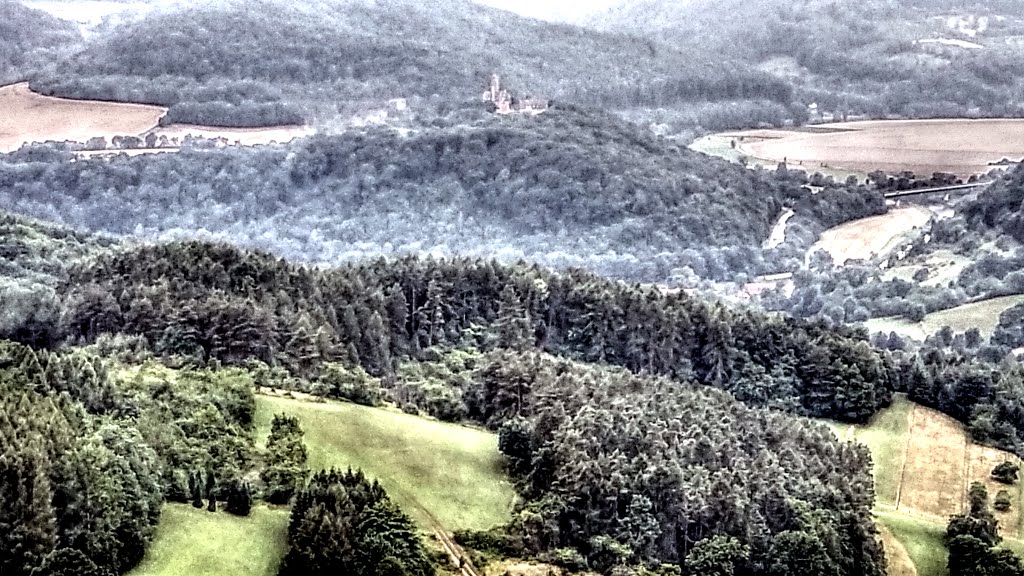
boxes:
[8,0,1024,574]
[0,106,883,282]
[27,0,797,129]
[0,1,79,84]
[588,0,1024,122]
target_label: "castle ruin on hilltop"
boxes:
[481,74,548,116]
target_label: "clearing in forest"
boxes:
[127,504,289,576]
[254,393,516,532]
[727,119,1024,178]
[0,82,165,153]
[828,397,1024,576]
[881,249,971,289]
[864,294,1024,341]
[810,206,932,265]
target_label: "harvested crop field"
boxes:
[0,82,165,153]
[0,83,315,154]
[841,399,1024,537]
[726,119,1024,178]
[824,397,1024,575]
[811,205,932,265]
[896,407,970,519]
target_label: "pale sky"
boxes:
[471,0,626,22]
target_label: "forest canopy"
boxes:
[0,105,883,282]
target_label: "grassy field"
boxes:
[255,394,516,531]
[864,294,1024,341]
[877,510,948,576]
[849,395,915,505]
[822,396,1024,576]
[127,504,289,576]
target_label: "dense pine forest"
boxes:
[7,210,1024,574]
[7,1,1024,575]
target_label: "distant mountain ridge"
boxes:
[585,0,1024,120]
[26,0,794,126]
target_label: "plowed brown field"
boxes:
[0,82,165,153]
[727,119,1024,178]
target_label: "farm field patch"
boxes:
[727,119,1024,178]
[0,83,314,154]
[0,82,164,153]
[810,206,932,265]
[822,397,1024,576]
[864,294,1024,341]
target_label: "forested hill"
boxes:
[587,0,1024,119]
[0,1,79,84]
[27,0,794,126]
[0,105,883,281]
[9,207,1024,451]
[13,212,1024,572]
[959,164,1024,239]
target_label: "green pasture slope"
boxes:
[128,504,289,576]
[255,393,517,531]
[824,395,1024,576]
[864,294,1024,342]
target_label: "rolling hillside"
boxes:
[823,395,1024,576]
[0,106,884,282]
[0,0,79,83]
[26,0,793,126]
[587,0,1024,120]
